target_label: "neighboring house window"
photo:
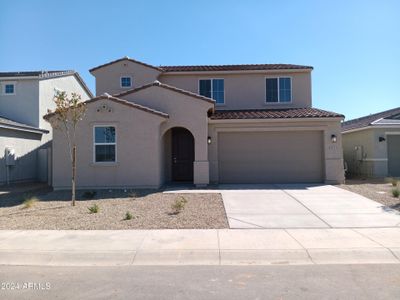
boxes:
[94,126,116,162]
[2,82,15,95]
[266,77,291,103]
[199,79,224,104]
[120,76,132,88]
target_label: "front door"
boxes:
[172,128,194,181]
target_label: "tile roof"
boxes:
[210,108,344,120]
[114,80,215,104]
[0,70,74,78]
[89,57,164,73]
[43,94,169,120]
[0,115,49,134]
[160,64,313,72]
[89,57,313,74]
[342,107,400,132]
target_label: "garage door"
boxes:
[388,135,400,177]
[218,131,324,183]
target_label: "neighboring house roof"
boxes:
[43,94,169,121]
[210,108,344,120]
[114,80,216,105]
[89,57,313,74]
[160,64,313,72]
[0,115,49,134]
[0,70,94,98]
[342,107,400,132]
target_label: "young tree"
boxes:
[46,91,86,206]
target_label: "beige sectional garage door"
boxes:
[218,131,324,183]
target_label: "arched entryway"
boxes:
[163,127,195,183]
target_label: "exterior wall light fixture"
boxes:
[331,134,337,143]
[379,136,386,142]
[207,136,212,144]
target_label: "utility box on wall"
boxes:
[5,148,16,166]
[354,146,363,161]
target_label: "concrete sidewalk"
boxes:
[1,228,400,266]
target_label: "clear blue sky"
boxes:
[1,0,399,120]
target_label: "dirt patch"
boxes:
[339,178,400,210]
[0,189,228,229]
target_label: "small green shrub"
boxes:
[392,188,400,198]
[128,191,137,198]
[22,196,39,209]
[83,191,97,199]
[88,203,99,213]
[171,196,188,214]
[124,211,133,220]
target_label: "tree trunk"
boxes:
[72,145,76,206]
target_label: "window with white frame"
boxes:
[199,79,224,104]
[94,126,116,162]
[120,76,132,88]
[2,82,15,95]
[266,77,291,103]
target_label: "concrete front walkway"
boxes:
[166,184,400,229]
[1,228,400,266]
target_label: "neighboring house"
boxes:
[342,107,400,178]
[46,57,345,189]
[0,71,93,185]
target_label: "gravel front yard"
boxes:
[0,189,228,230]
[339,179,400,210]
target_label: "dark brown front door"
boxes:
[172,128,194,181]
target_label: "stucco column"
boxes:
[324,124,345,184]
[193,133,209,186]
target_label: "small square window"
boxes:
[4,84,15,94]
[121,77,132,88]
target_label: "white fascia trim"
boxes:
[209,117,343,124]
[0,124,48,134]
[343,125,400,134]
[362,158,388,162]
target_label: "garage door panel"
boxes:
[218,131,324,183]
[388,135,400,177]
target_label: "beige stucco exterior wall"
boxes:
[0,128,44,185]
[121,86,214,186]
[0,79,39,127]
[39,75,92,143]
[343,127,400,177]
[159,71,312,110]
[91,60,162,96]
[51,98,166,189]
[208,118,344,184]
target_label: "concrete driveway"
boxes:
[220,184,400,229]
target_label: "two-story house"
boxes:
[0,71,92,185]
[46,57,345,189]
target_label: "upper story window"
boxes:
[1,82,16,95]
[120,76,132,88]
[94,126,116,163]
[199,79,224,104]
[266,77,291,103]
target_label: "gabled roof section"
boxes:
[43,93,168,121]
[0,115,49,134]
[89,56,164,73]
[210,108,344,120]
[342,107,400,132]
[89,57,313,74]
[114,80,216,105]
[160,64,313,72]
[0,70,93,98]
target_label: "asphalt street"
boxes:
[1,264,400,299]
